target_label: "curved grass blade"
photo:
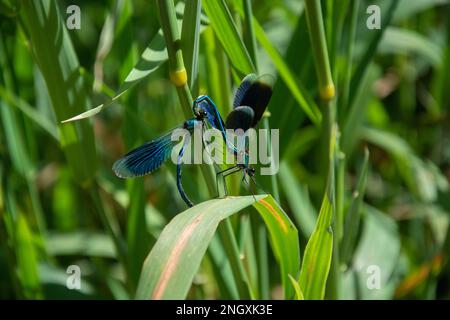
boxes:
[135,195,299,299]
[181,0,201,90]
[0,85,58,141]
[348,0,399,110]
[298,173,334,299]
[63,1,209,124]
[289,275,304,300]
[203,0,255,75]
[20,0,97,185]
[341,148,369,265]
[379,27,442,67]
[298,127,336,299]
[62,27,169,123]
[232,2,321,125]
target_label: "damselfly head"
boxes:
[193,95,208,119]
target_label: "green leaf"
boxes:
[341,148,369,265]
[349,0,399,111]
[39,263,96,299]
[253,18,321,125]
[181,0,201,90]
[16,214,42,299]
[126,179,152,288]
[279,161,317,238]
[46,232,116,258]
[394,0,449,22]
[233,2,321,125]
[379,27,442,67]
[20,0,97,185]
[342,64,380,154]
[0,85,58,141]
[298,139,335,299]
[202,0,255,75]
[362,127,447,202]
[62,27,168,123]
[341,206,401,299]
[135,195,299,299]
[289,274,304,300]
[298,182,333,299]
[253,195,300,298]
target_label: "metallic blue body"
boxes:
[112,74,272,207]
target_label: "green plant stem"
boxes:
[157,0,216,195]
[243,1,273,299]
[263,117,280,202]
[252,215,270,299]
[181,0,201,91]
[304,0,334,101]
[324,102,340,300]
[305,0,338,299]
[157,0,192,118]
[158,0,251,299]
[336,150,346,243]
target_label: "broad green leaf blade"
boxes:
[135,195,299,300]
[253,195,300,299]
[136,196,262,299]
[202,0,255,75]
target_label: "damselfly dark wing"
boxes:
[224,105,255,132]
[226,74,274,130]
[113,126,186,178]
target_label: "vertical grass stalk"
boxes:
[157,0,252,298]
[304,0,335,103]
[304,0,337,298]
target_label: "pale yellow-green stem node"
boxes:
[169,68,188,87]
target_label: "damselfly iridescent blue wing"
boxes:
[113,121,197,178]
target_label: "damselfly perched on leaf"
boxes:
[113,73,273,207]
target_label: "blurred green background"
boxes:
[0,0,449,299]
